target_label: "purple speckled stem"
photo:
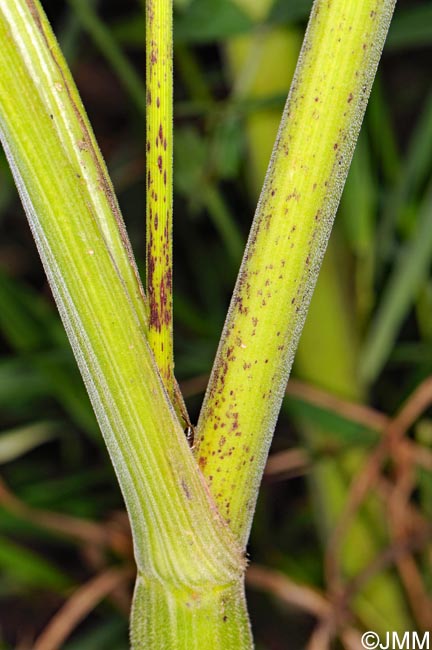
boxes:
[194,0,397,546]
[146,0,174,400]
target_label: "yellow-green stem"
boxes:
[146,0,174,398]
[227,6,412,632]
[0,2,249,648]
[195,0,397,547]
[131,577,252,650]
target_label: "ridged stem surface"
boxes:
[195,0,397,546]
[0,4,248,649]
[226,6,410,632]
[131,576,252,650]
[146,0,174,398]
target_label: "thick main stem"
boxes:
[195,0,397,547]
[131,576,252,650]
[0,2,249,648]
[146,0,174,399]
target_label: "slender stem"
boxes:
[146,0,174,398]
[195,0,397,546]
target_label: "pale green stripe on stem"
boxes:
[0,0,243,594]
[195,0,396,546]
[146,0,175,399]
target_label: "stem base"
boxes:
[131,574,253,649]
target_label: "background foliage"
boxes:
[0,0,431,648]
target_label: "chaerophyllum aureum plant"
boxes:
[0,0,396,647]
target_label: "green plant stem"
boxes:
[131,578,251,650]
[0,2,250,648]
[146,0,175,399]
[226,3,411,632]
[195,0,397,547]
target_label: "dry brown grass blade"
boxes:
[407,441,432,470]
[339,525,432,609]
[391,376,432,438]
[306,522,432,649]
[377,476,427,530]
[286,380,389,432]
[33,567,134,650]
[306,621,333,650]
[246,565,366,650]
[325,376,432,591]
[267,380,432,480]
[246,564,331,619]
[264,448,310,478]
[0,476,106,545]
[388,441,432,630]
[0,476,133,558]
[340,628,366,650]
[395,552,432,630]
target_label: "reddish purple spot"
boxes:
[165,268,172,291]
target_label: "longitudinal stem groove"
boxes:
[146,0,174,398]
